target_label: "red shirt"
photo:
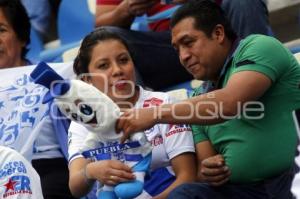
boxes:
[97,0,223,31]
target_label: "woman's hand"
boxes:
[87,160,136,186]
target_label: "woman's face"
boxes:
[0,8,25,68]
[86,39,137,105]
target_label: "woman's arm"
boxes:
[153,152,196,199]
[68,158,94,197]
[68,157,135,198]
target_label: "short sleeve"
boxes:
[68,121,88,163]
[191,124,208,144]
[162,124,195,160]
[232,35,291,82]
[161,95,195,160]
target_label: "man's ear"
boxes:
[212,24,225,43]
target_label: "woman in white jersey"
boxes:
[67,27,196,199]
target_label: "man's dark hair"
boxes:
[73,27,132,76]
[0,0,31,58]
[170,0,237,41]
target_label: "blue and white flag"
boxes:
[0,62,74,161]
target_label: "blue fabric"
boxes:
[147,5,181,23]
[30,62,71,159]
[26,28,43,63]
[30,62,70,103]
[132,153,151,172]
[58,0,95,45]
[50,104,70,159]
[21,0,51,35]
[167,165,297,199]
[221,0,272,38]
[82,141,142,159]
[115,180,143,199]
[144,167,175,197]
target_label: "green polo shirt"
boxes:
[192,35,300,183]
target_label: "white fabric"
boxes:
[32,117,63,159]
[0,62,74,161]
[68,86,195,170]
[292,145,300,198]
[291,110,300,198]
[0,146,43,199]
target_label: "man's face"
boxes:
[171,17,226,81]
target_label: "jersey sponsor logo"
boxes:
[151,135,163,146]
[144,127,155,134]
[165,124,191,137]
[143,97,163,108]
[0,161,27,178]
[1,161,32,198]
[2,175,32,198]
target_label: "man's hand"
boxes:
[198,154,231,186]
[116,107,157,143]
[127,0,156,16]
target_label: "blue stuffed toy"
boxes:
[30,62,152,199]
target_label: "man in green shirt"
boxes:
[116,0,300,198]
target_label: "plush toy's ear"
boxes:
[30,62,71,103]
[42,81,71,103]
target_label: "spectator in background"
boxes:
[95,0,271,90]
[0,146,44,199]
[0,0,30,68]
[20,0,51,39]
[116,0,300,198]
[0,0,74,198]
[68,27,196,199]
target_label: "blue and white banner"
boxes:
[0,62,74,161]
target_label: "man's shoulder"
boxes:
[239,34,281,50]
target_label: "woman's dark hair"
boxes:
[0,0,31,58]
[73,27,132,76]
[170,0,237,41]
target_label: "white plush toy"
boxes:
[30,62,152,199]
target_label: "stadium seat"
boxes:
[58,0,95,45]
[26,28,44,63]
[131,5,181,31]
[294,52,300,62]
[39,0,95,62]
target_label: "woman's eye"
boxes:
[98,63,108,69]
[119,57,129,64]
[0,27,7,33]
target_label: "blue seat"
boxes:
[39,0,95,62]
[58,0,95,45]
[26,28,44,63]
[130,5,181,32]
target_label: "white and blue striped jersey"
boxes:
[68,87,195,198]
